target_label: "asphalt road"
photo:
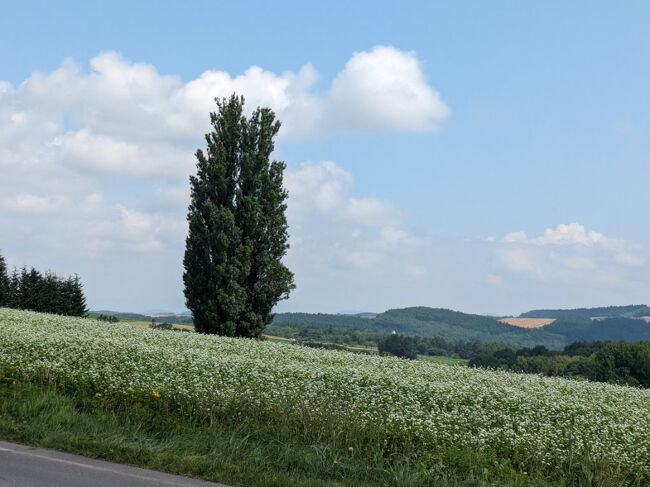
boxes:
[0,440,230,487]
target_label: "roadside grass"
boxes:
[0,381,555,487]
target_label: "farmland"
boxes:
[498,318,556,328]
[1,308,649,486]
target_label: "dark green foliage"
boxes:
[271,308,650,348]
[266,322,520,361]
[150,321,174,330]
[378,333,417,359]
[469,340,650,388]
[545,316,650,342]
[520,304,648,318]
[272,312,377,331]
[0,259,87,317]
[96,314,119,323]
[563,340,607,356]
[592,341,650,387]
[183,95,294,337]
[90,311,193,324]
[266,322,383,348]
[272,308,566,348]
[0,252,10,307]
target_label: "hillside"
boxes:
[272,307,650,348]
[520,304,650,318]
[273,307,567,348]
[542,316,650,342]
[90,310,193,324]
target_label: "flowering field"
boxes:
[0,308,649,483]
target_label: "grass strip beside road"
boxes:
[0,382,539,487]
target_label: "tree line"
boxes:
[265,322,544,359]
[469,341,650,388]
[0,252,88,317]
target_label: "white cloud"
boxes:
[502,223,623,250]
[0,47,447,266]
[284,161,353,217]
[493,223,650,302]
[52,130,193,178]
[3,194,70,214]
[3,47,448,153]
[284,161,404,232]
[326,46,450,133]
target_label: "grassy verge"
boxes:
[0,381,551,487]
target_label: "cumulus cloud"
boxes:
[325,46,450,133]
[502,223,623,249]
[0,47,446,266]
[494,223,649,302]
[284,161,402,228]
[2,47,448,151]
[281,160,423,281]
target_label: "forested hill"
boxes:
[519,304,650,318]
[272,307,650,348]
[273,307,566,348]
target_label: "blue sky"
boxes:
[1,1,649,314]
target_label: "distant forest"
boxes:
[271,307,650,349]
[469,340,650,388]
[520,304,650,318]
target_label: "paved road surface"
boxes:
[0,440,230,487]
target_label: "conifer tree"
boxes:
[0,252,88,316]
[8,268,20,309]
[183,95,294,337]
[67,274,88,317]
[0,252,10,307]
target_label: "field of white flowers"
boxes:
[0,308,648,482]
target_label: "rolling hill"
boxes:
[272,307,650,348]
[95,305,650,349]
[519,304,650,318]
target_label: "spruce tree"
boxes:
[183,95,294,337]
[8,268,20,309]
[68,274,88,317]
[0,252,10,307]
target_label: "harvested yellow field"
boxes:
[499,317,556,328]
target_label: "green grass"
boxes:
[3,309,647,487]
[416,355,469,366]
[0,381,556,487]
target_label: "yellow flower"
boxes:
[333,459,338,465]
[94,392,102,398]
[152,390,161,398]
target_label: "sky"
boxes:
[1,1,649,315]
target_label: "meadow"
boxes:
[0,307,649,486]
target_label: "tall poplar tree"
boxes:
[183,95,294,337]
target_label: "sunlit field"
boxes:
[1,308,648,485]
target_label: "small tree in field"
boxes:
[183,95,294,337]
[378,333,417,360]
